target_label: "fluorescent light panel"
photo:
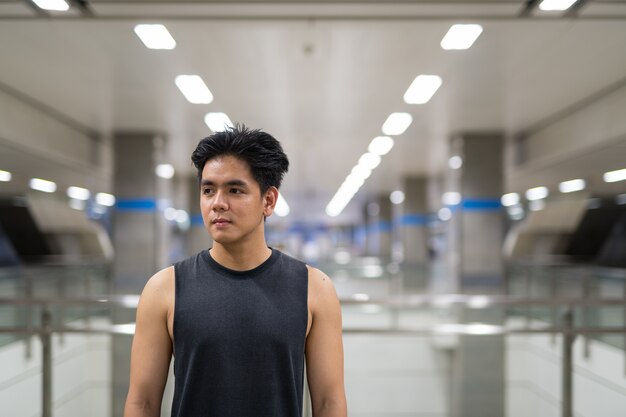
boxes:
[96,192,116,207]
[441,24,483,50]
[134,24,176,50]
[32,0,69,11]
[501,193,520,207]
[538,0,578,11]
[205,112,233,132]
[67,186,90,200]
[0,170,11,182]
[525,186,549,201]
[30,178,56,193]
[368,136,394,156]
[156,164,175,179]
[390,190,405,205]
[404,75,442,105]
[603,168,626,183]
[175,75,213,104]
[358,153,381,170]
[443,192,461,206]
[448,156,463,170]
[382,112,413,135]
[559,179,585,193]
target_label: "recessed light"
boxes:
[96,192,116,207]
[525,186,549,201]
[559,179,585,193]
[67,186,90,201]
[175,75,213,104]
[441,24,483,50]
[32,0,69,11]
[382,113,413,135]
[368,136,394,156]
[0,170,11,182]
[603,168,626,183]
[134,24,176,50]
[204,112,233,132]
[29,178,56,193]
[404,75,442,104]
[538,0,578,11]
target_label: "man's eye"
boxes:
[231,188,242,194]
[203,188,213,194]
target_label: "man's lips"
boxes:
[212,218,231,224]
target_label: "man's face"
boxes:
[200,155,275,246]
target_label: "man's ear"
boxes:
[263,186,279,217]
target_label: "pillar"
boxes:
[400,176,429,265]
[447,133,505,417]
[187,176,212,255]
[111,132,169,417]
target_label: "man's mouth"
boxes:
[212,218,231,224]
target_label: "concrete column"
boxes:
[447,133,505,417]
[401,176,429,265]
[187,176,212,255]
[363,195,392,261]
[111,131,168,417]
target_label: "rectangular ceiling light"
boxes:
[175,75,213,104]
[67,186,90,200]
[96,192,116,207]
[558,179,586,193]
[382,112,413,135]
[134,24,176,50]
[525,186,549,201]
[538,0,578,11]
[32,0,69,11]
[440,24,483,50]
[404,75,442,104]
[603,168,626,183]
[30,178,57,193]
[205,112,233,132]
[274,193,290,217]
[0,170,11,182]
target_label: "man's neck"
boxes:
[209,241,272,272]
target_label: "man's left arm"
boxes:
[305,267,348,417]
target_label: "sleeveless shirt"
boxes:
[171,248,309,417]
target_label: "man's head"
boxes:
[191,124,289,196]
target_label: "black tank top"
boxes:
[171,248,308,417]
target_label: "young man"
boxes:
[124,125,347,417]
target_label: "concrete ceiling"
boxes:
[1,0,626,222]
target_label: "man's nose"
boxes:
[211,190,228,211]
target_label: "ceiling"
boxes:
[1,0,626,223]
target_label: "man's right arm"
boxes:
[124,267,174,417]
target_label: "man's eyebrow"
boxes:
[200,179,248,187]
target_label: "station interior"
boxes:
[1,1,626,416]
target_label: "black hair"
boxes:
[191,124,289,196]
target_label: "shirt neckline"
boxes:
[201,247,279,279]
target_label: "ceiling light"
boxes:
[67,186,90,201]
[164,207,177,221]
[134,24,176,50]
[175,75,213,104]
[351,165,372,180]
[538,0,578,11]
[525,186,549,201]
[559,179,585,193]
[205,112,233,132]
[352,293,370,302]
[403,75,442,104]
[96,192,116,207]
[442,192,461,206]
[358,153,382,170]
[438,207,452,221]
[448,156,463,170]
[390,190,405,205]
[501,193,520,207]
[32,0,69,11]
[440,24,483,50]
[29,178,56,193]
[0,170,11,182]
[382,113,413,136]
[156,164,175,179]
[603,168,626,183]
[274,192,290,217]
[368,136,394,156]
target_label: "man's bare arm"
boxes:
[305,267,348,417]
[124,267,174,417]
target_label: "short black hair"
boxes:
[191,124,289,195]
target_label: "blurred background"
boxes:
[0,0,626,416]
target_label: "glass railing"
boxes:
[1,258,625,417]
